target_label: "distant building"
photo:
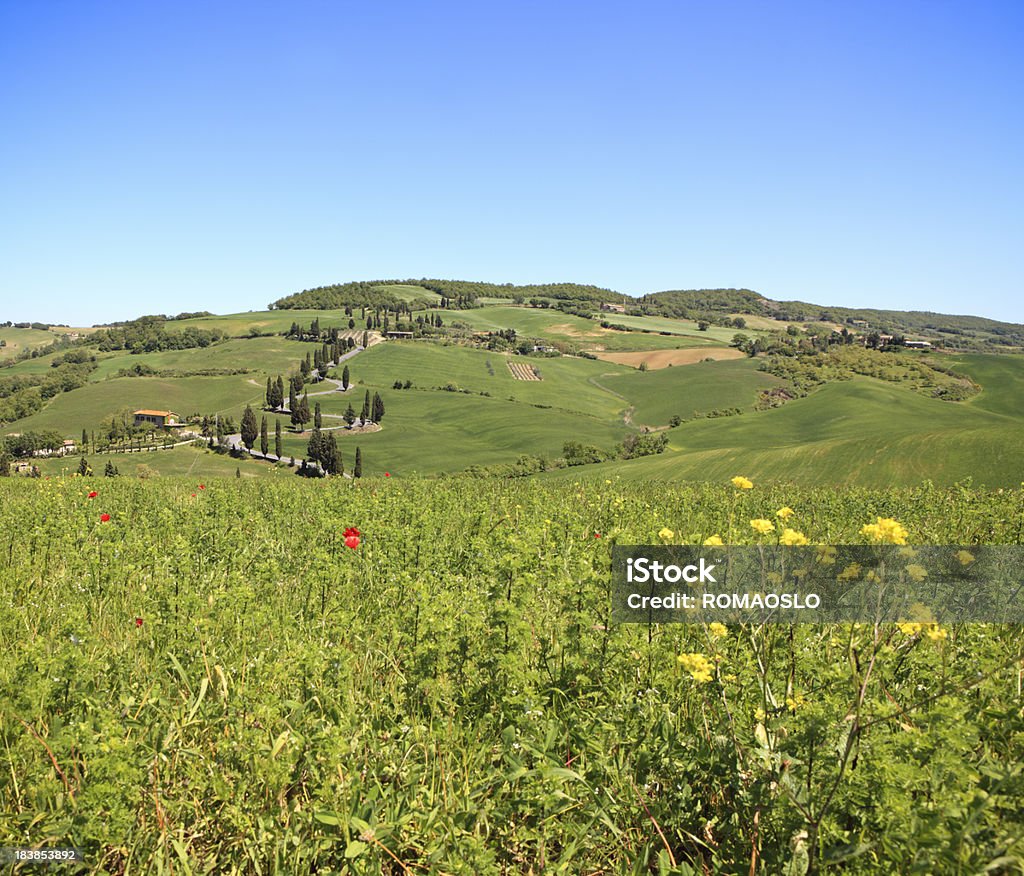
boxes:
[904,340,933,349]
[385,331,414,339]
[601,303,626,313]
[133,410,179,428]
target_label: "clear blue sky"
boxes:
[1,1,1021,325]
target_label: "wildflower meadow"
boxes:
[1,476,1023,873]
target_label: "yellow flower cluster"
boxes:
[708,622,729,639]
[658,527,675,542]
[750,518,774,535]
[898,622,948,640]
[955,550,975,566]
[677,652,714,683]
[776,507,795,520]
[731,476,753,490]
[703,534,724,546]
[905,564,928,583]
[860,517,909,545]
[779,528,809,546]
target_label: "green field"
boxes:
[544,364,1024,488]
[2,375,264,437]
[30,444,288,480]
[2,477,1022,872]
[434,306,714,351]
[599,358,786,427]
[601,313,749,343]
[0,326,57,360]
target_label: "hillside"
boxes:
[3,286,1024,487]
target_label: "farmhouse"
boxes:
[385,331,414,339]
[133,410,179,428]
[601,303,626,313]
[904,340,933,349]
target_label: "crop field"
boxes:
[507,361,541,381]
[1,477,1022,873]
[592,347,747,369]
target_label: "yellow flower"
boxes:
[708,622,728,639]
[754,707,766,722]
[816,545,837,566]
[905,564,927,583]
[776,507,795,520]
[898,621,924,636]
[750,518,774,535]
[779,528,809,546]
[860,517,909,545]
[731,476,753,490]
[703,534,724,546]
[786,692,807,712]
[926,624,948,641]
[605,479,612,484]
[898,546,918,559]
[837,562,862,582]
[677,652,714,683]
[955,550,975,566]
[658,527,675,542]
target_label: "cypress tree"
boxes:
[241,404,259,450]
[78,456,91,476]
[265,377,273,409]
[260,416,269,456]
[314,402,322,430]
[274,375,285,410]
[307,428,323,465]
[104,460,118,477]
[361,390,370,421]
[322,433,342,475]
[353,446,362,478]
[342,365,350,390]
[275,419,282,458]
[344,403,356,426]
[372,392,385,423]
[82,428,88,451]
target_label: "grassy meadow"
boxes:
[1,477,1022,873]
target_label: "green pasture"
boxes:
[433,306,711,351]
[0,327,56,360]
[601,313,748,343]
[1,375,263,438]
[543,375,1024,488]
[27,445,285,480]
[599,358,787,427]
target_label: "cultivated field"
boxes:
[593,347,747,369]
[507,360,541,380]
[1,477,1022,872]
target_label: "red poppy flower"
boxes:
[135,617,143,627]
[594,532,601,538]
[345,535,360,549]
[191,493,197,497]
[384,472,391,477]
[88,491,98,498]
[100,513,111,522]
[199,484,206,490]
[344,527,360,538]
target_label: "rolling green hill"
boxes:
[542,361,1024,488]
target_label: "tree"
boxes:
[236,467,241,478]
[314,402,322,430]
[81,428,88,451]
[361,390,371,422]
[104,460,119,477]
[241,404,259,451]
[321,433,342,475]
[307,428,324,465]
[275,419,282,458]
[291,392,311,431]
[348,318,355,329]
[0,443,11,477]
[697,320,710,331]
[353,446,362,478]
[362,331,368,348]
[372,392,385,423]
[344,403,356,426]
[265,377,273,409]
[300,352,311,380]
[78,456,92,476]
[260,415,269,456]
[342,365,350,390]
[273,375,285,409]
